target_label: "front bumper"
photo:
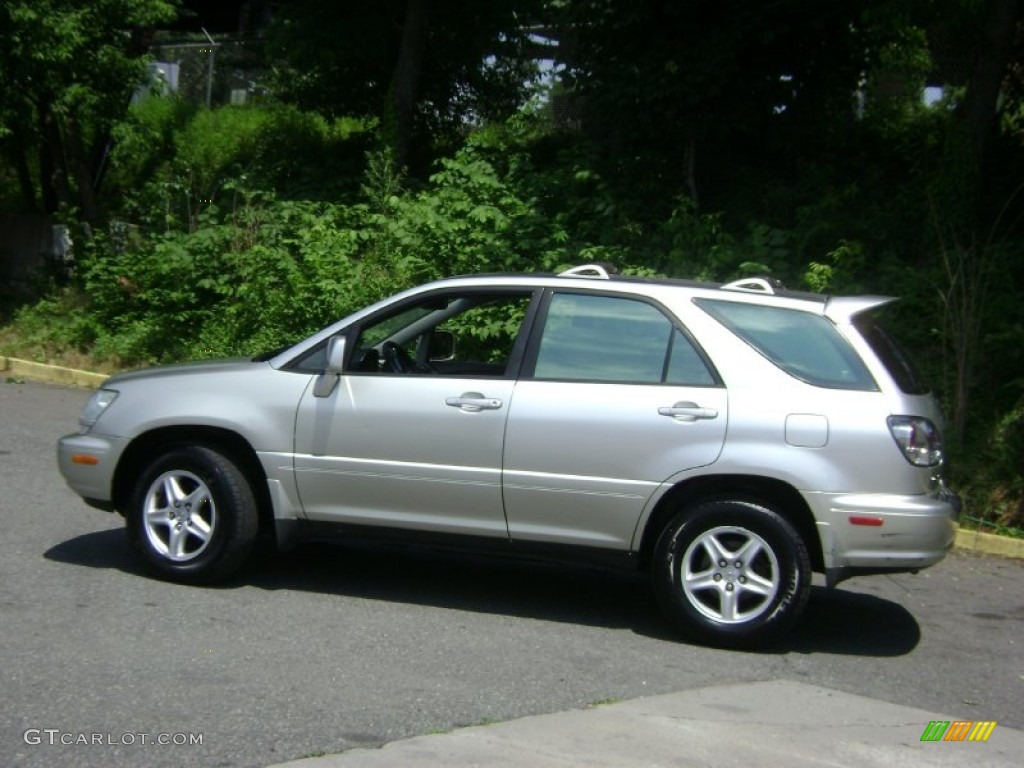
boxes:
[56,433,129,507]
[804,488,961,587]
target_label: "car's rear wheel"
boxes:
[128,445,258,583]
[652,499,810,648]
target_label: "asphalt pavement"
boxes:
[3,368,1023,768]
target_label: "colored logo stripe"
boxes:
[944,721,973,741]
[920,720,997,742]
[968,721,997,742]
[921,721,948,741]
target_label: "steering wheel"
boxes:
[382,341,417,373]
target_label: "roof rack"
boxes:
[558,263,615,279]
[721,277,778,295]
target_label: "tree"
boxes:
[928,0,1024,442]
[554,0,920,214]
[959,0,1022,163]
[0,0,179,225]
[265,0,545,169]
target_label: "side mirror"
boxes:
[324,335,346,373]
[428,330,455,362]
[313,336,346,397]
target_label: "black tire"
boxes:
[127,445,259,584]
[652,499,811,648]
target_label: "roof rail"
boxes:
[559,263,614,279]
[721,277,778,295]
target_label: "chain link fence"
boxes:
[148,35,267,107]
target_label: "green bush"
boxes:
[78,196,371,364]
[105,101,377,231]
[958,398,1024,532]
[2,289,99,361]
[104,95,194,216]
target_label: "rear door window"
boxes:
[531,292,717,386]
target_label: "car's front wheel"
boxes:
[128,445,258,583]
[652,499,811,648]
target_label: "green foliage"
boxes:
[76,195,373,363]
[106,96,193,200]
[962,396,1024,531]
[4,0,1023,533]
[264,0,542,165]
[0,0,180,215]
[53,132,571,366]
[105,100,376,229]
[381,146,540,278]
[251,107,375,200]
[175,108,268,202]
[2,288,99,361]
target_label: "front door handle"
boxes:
[658,401,719,422]
[445,392,503,412]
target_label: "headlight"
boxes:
[79,389,119,432]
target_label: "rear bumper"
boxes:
[804,488,961,587]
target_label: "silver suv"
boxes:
[58,264,960,647]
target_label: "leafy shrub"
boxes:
[1,289,99,361]
[79,196,372,364]
[104,95,194,216]
[174,106,270,208]
[250,106,375,200]
[961,398,1024,531]
[106,101,377,231]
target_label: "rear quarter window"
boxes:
[696,299,877,391]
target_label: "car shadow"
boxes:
[45,527,146,573]
[45,532,919,656]
[788,586,921,654]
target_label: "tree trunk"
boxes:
[4,132,38,213]
[960,0,1021,166]
[684,132,699,208]
[391,0,430,168]
[64,115,99,227]
[939,0,1022,443]
[39,103,72,214]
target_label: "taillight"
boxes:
[887,416,943,467]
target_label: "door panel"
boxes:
[293,375,514,536]
[291,287,534,537]
[502,381,727,548]
[502,291,727,549]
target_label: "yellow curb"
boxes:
[954,527,1024,560]
[1,356,108,389]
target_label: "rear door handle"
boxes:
[445,392,503,412]
[658,401,719,422]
